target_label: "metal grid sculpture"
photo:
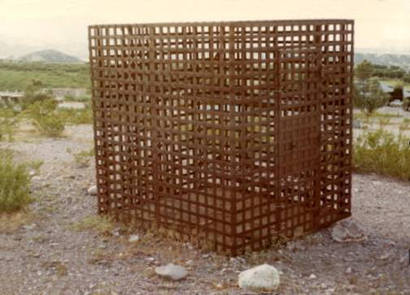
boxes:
[89,19,354,255]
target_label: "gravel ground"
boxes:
[0,124,409,295]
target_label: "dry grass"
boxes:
[72,148,94,168]
[0,211,33,233]
[41,260,68,277]
[70,215,115,235]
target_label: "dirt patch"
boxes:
[0,124,409,294]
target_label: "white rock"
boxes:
[309,273,317,279]
[87,185,97,196]
[238,264,280,291]
[346,267,352,274]
[155,263,188,281]
[23,224,36,230]
[128,234,139,243]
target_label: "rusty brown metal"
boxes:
[88,19,354,255]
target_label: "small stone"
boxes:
[111,228,120,236]
[346,267,352,274]
[379,253,391,260]
[128,234,139,243]
[238,264,280,291]
[309,273,317,280]
[331,219,366,243]
[155,263,188,281]
[23,224,36,231]
[29,170,37,177]
[87,185,97,196]
[185,260,193,265]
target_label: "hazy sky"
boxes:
[1,0,409,59]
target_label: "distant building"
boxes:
[379,82,393,94]
[379,81,405,104]
[0,90,24,105]
[404,88,410,100]
[48,88,87,101]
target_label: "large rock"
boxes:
[155,263,188,281]
[331,218,366,243]
[87,185,97,196]
[238,264,280,291]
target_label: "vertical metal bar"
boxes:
[273,28,281,238]
[313,24,323,229]
[148,25,161,225]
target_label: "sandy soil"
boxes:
[0,124,409,295]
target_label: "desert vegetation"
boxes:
[352,60,410,180]
[0,61,92,212]
[0,150,31,213]
[0,60,90,91]
[354,129,410,180]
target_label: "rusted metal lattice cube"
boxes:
[88,19,354,255]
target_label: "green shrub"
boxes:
[70,215,114,234]
[354,78,389,116]
[0,108,19,141]
[20,80,53,109]
[36,115,65,137]
[354,129,410,180]
[26,99,65,137]
[57,103,93,125]
[73,148,94,167]
[0,151,31,212]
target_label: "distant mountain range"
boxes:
[1,45,410,69]
[18,49,83,63]
[355,52,410,71]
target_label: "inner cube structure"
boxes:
[89,19,354,255]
